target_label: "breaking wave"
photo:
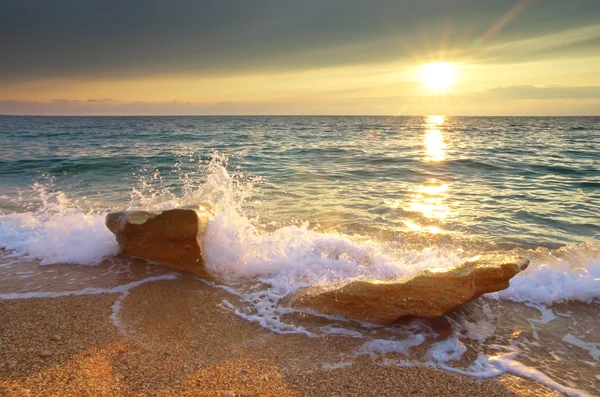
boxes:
[1,152,599,396]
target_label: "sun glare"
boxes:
[420,62,457,94]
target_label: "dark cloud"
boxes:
[1,0,599,82]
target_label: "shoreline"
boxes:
[0,272,565,396]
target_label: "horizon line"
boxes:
[1,114,599,118]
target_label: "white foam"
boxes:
[0,274,178,301]
[0,260,21,268]
[358,336,426,357]
[0,186,119,265]
[192,157,600,340]
[3,153,600,396]
[562,333,600,361]
[128,151,258,214]
[429,336,467,363]
[189,159,600,397]
[448,305,497,342]
[492,251,600,305]
[0,274,178,333]
[177,156,469,338]
[320,326,364,338]
[202,220,463,335]
[525,303,558,325]
[446,350,594,397]
[188,156,600,397]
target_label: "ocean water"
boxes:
[1,115,599,395]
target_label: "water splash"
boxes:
[0,183,119,265]
[2,151,600,396]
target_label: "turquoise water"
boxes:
[1,115,599,248]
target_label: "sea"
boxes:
[1,115,599,395]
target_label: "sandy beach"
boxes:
[0,266,564,397]
[2,0,600,393]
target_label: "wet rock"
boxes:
[289,255,529,324]
[105,204,212,276]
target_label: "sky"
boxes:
[1,0,600,116]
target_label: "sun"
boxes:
[420,62,457,94]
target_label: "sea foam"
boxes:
[199,158,600,328]
[1,154,599,396]
[0,185,119,265]
[494,252,600,305]
[3,156,598,307]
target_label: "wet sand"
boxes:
[0,270,564,397]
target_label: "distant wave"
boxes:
[579,181,600,189]
[570,125,593,131]
[0,155,178,175]
[447,158,508,171]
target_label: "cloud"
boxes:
[473,85,600,100]
[0,98,304,116]
[1,0,599,82]
[475,24,600,64]
[0,99,199,115]
[2,85,600,116]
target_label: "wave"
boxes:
[580,181,600,189]
[2,155,599,305]
[528,164,592,176]
[1,152,599,396]
[570,126,593,131]
[492,244,600,304]
[204,186,600,333]
[448,158,508,171]
[0,155,175,176]
[0,184,119,265]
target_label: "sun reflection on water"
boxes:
[424,115,446,162]
[398,179,456,234]
[386,177,456,235]
[405,181,453,219]
[402,220,442,234]
[427,115,445,126]
[387,116,458,234]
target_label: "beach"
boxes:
[1,115,599,396]
[2,0,600,392]
[0,262,563,397]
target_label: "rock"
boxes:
[288,255,529,324]
[40,350,52,358]
[222,392,236,397]
[50,334,62,341]
[105,204,212,276]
